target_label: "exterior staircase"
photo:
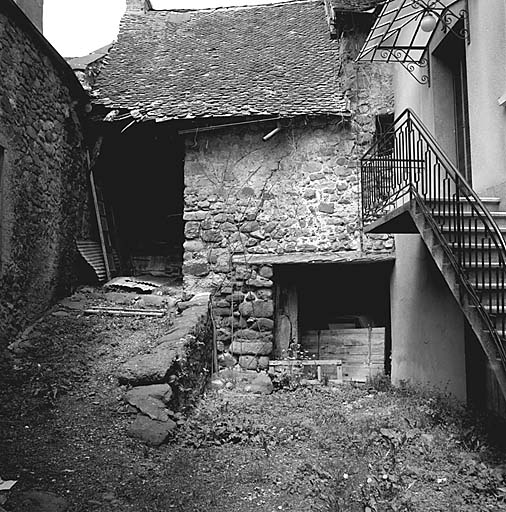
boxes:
[361,108,506,402]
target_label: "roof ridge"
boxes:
[150,0,320,14]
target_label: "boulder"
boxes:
[246,276,273,288]
[218,352,236,368]
[259,266,273,278]
[245,373,274,395]
[252,300,274,318]
[125,384,173,421]
[117,344,180,385]
[238,301,254,318]
[239,355,258,370]
[127,415,177,446]
[251,318,274,331]
[230,341,273,356]
[233,329,263,340]
[258,356,270,370]
[117,303,208,385]
[8,491,67,512]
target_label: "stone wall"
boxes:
[182,33,394,369]
[0,9,88,346]
[183,115,392,368]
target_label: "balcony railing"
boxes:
[361,108,506,369]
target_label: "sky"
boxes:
[44,0,292,57]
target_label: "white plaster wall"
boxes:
[390,235,467,401]
[394,0,506,200]
[466,0,506,199]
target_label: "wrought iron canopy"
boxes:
[356,0,469,85]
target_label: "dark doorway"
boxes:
[94,124,184,281]
[273,261,393,380]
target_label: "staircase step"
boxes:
[462,262,502,268]
[448,243,505,264]
[434,211,506,229]
[476,304,506,316]
[484,329,506,340]
[475,283,505,291]
[425,197,501,213]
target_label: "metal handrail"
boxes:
[361,108,506,369]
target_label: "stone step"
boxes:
[425,197,501,213]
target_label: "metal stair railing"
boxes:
[361,108,506,369]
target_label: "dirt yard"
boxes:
[1,287,506,512]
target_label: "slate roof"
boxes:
[330,0,383,11]
[94,0,351,121]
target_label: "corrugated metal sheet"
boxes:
[77,240,107,282]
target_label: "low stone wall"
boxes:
[118,294,213,409]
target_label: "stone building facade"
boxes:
[0,0,89,346]
[93,0,394,371]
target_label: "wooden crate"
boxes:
[300,328,385,382]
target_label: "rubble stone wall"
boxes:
[182,34,394,369]
[0,10,88,346]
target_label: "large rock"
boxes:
[252,300,274,318]
[118,304,208,385]
[245,373,274,395]
[117,343,181,385]
[125,384,173,421]
[239,355,258,370]
[230,341,273,356]
[238,301,254,318]
[251,318,274,331]
[233,329,264,340]
[8,491,67,512]
[127,415,177,446]
[246,276,273,288]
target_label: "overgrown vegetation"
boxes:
[1,304,506,511]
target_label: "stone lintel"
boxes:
[232,251,395,266]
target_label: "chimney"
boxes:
[14,0,43,32]
[126,0,146,12]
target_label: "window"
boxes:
[375,114,395,157]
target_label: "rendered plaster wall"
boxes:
[0,10,88,345]
[394,0,506,202]
[390,235,467,401]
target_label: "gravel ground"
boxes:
[1,289,506,512]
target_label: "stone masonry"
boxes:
[0,6,88,346]
[182,33,394,370]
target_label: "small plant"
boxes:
[366,373,391,392]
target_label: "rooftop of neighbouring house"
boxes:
[329,0,382,11]
[94,0,377,122]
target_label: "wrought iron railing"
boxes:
[361,108,506,368]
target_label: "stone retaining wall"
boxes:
[118,294,213,410]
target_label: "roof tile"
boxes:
[94,0,351,120]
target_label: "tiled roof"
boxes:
[330,0,383,11]
[94,0,351,121]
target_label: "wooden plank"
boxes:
[84,307,166,317]
[269,359,342,366]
